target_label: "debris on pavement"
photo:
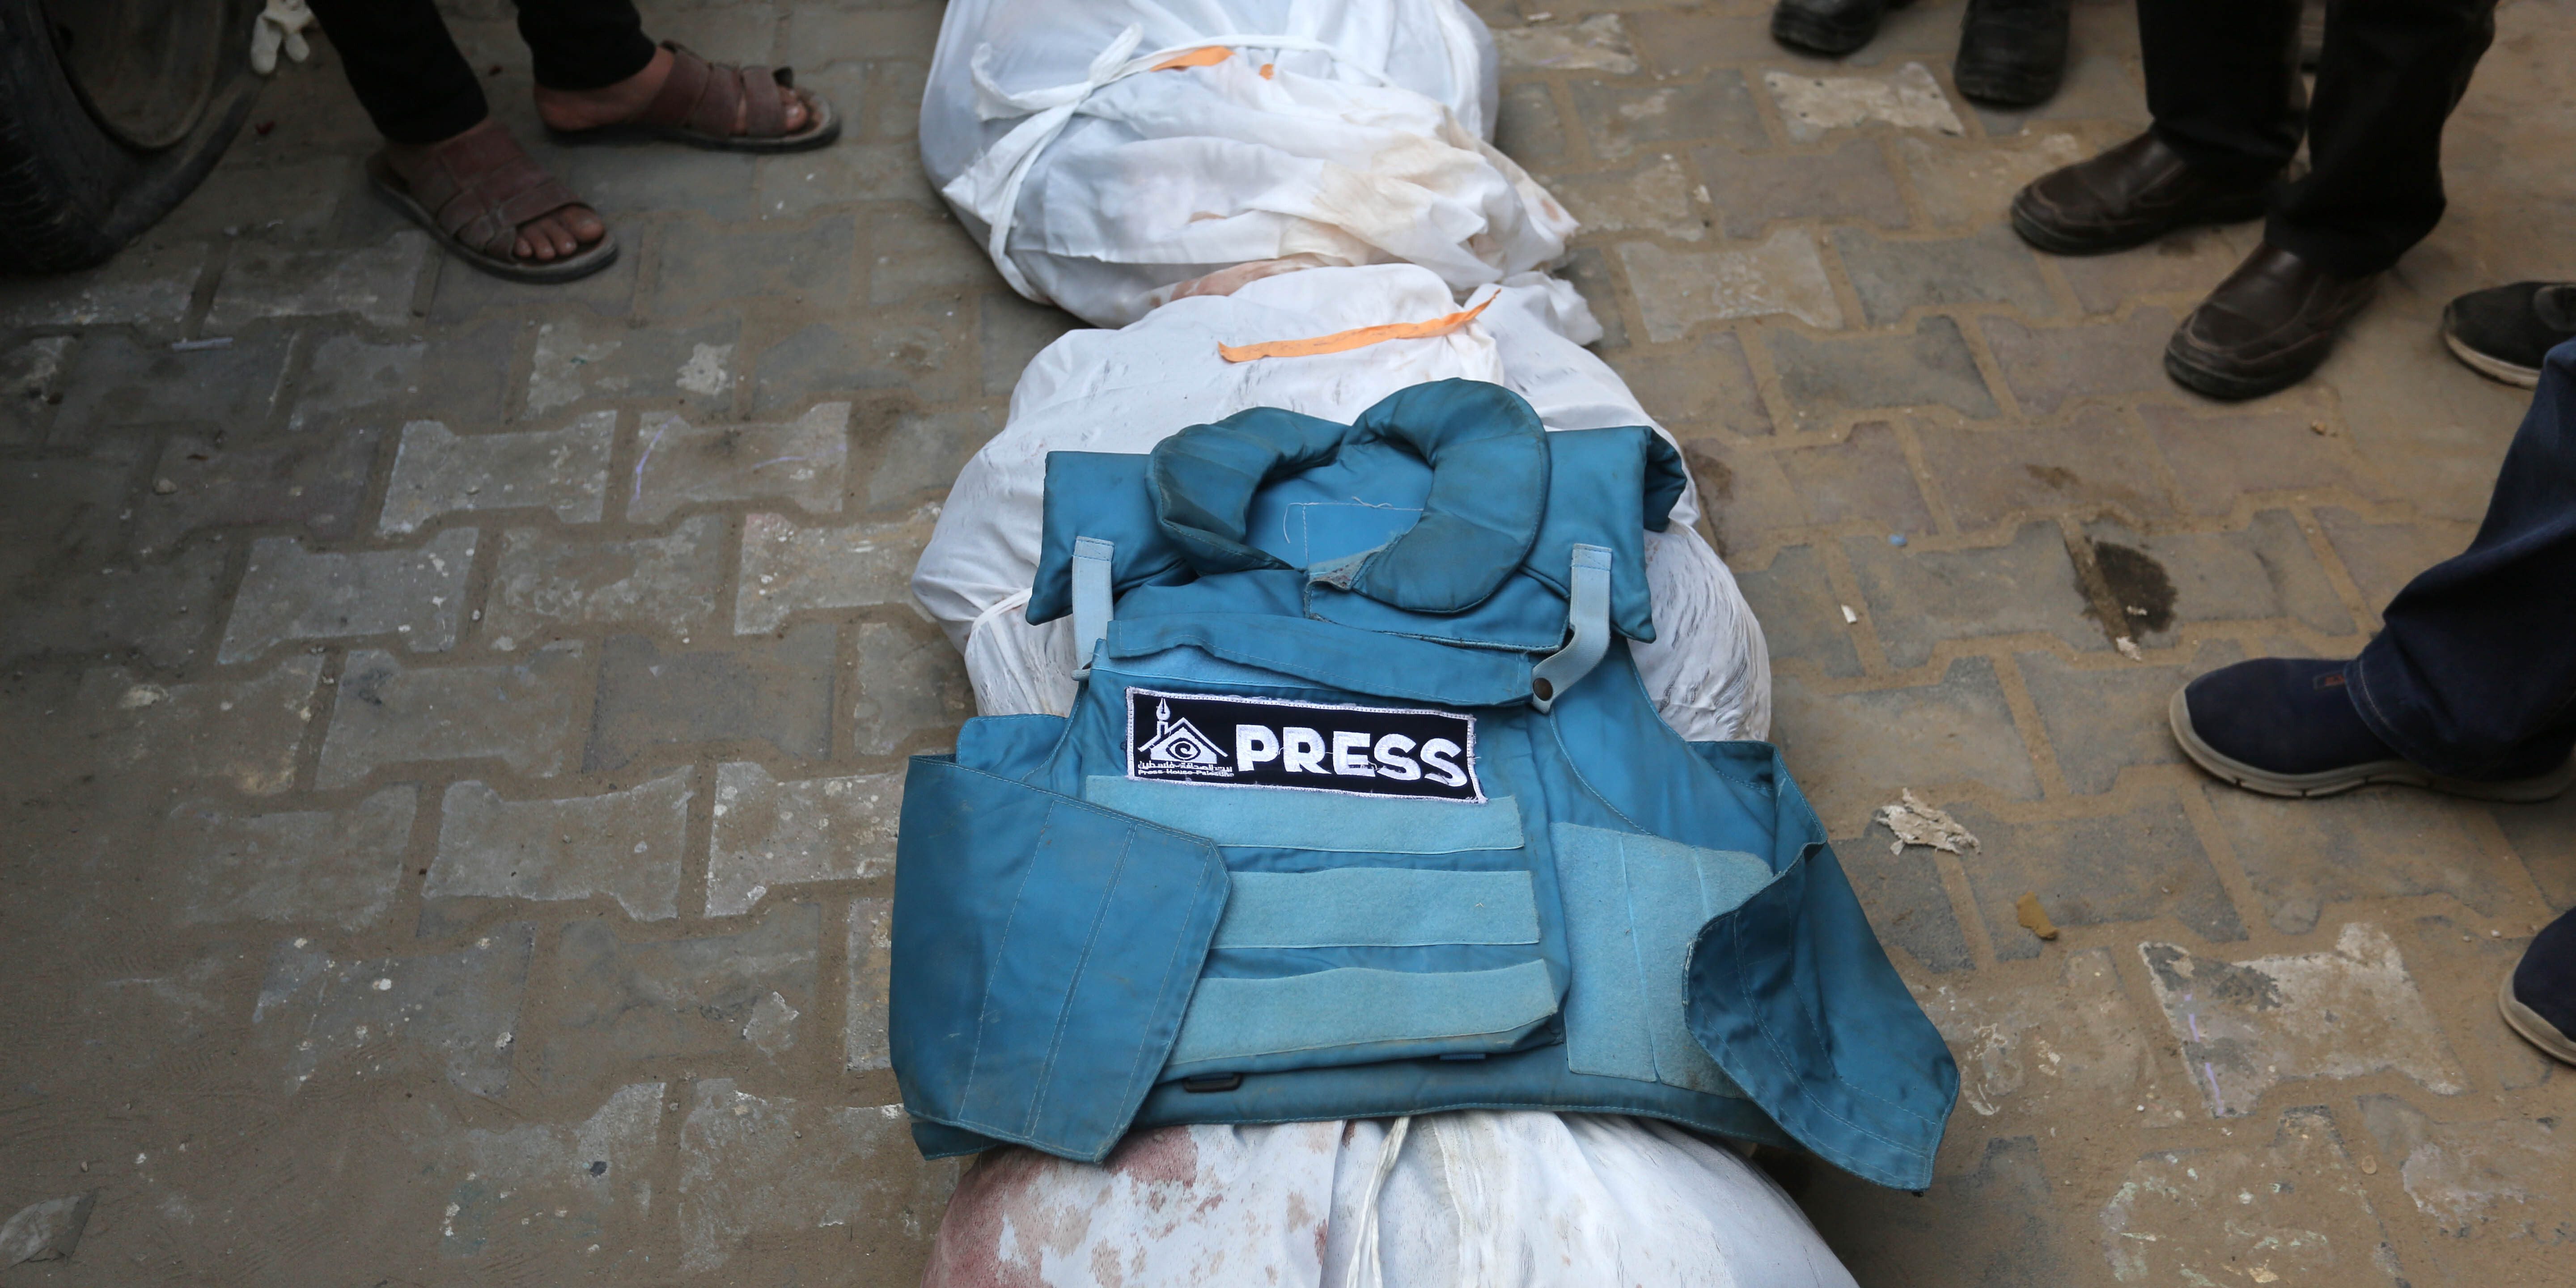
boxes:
[0,1192,96,1266]
[2014,892,2059,941]
[1875,789,1979,856]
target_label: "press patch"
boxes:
[1124,687,1482,802]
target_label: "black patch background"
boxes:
[1125,688,1482,801]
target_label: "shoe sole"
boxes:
[2497,971,2576,1067]
[2167,688,2576,802]
[2161,341,2315,401]
[2443,330,2543,388]
[2008,191,2267,257]
[1954,64,2062,107]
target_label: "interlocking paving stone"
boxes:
[1951,795,2246,959]
[1732,545,1864,678]
[749,316,964,413]
[2203,786,2529,936]
[2097,1108,2402,1285]
[732,506,937,635]
[414,1081,663,1273]
[0,455,134,585]
[2313,290,2533,523]
[220,528,478,663]
[1762,63,1964,143]
[380,414,615,535]
[1604,329,1771,436]
[2401,915,2558,1093]
[429,237,640,321]
[289,323,515,429]
[1492,13,1636,73]
[1494,81,1567,164]
[483,515,728,642]
[2052,225,2252,315]
[1765,315,2000,422]
[587,625,837,772]
[1915,948,2152,1120]
[168,786,416,929]
[865,207,1008,305]
[0,543,227,667]
[1784,1136,2075,1288]
[866,407,1002,506]
[1830,223,2059,328]
[753,142,945,217]
[138,427,382,551]
[1618,229,1843,341]
[1845,521,2102,668]
[1891,131,2085,228]
[652,216,857,317]
[707,762,902,918]
[2140,924,2466,1118]
[30,657,323,797]
[1831,829,1972,973]
[0,240,204,330]
[1770,657,2042,832]
[979,294,1081,399]
[253,923,533,1097]
[849,619,972,754]
[540,905,820,1092]
[1566,73,1767,159]
[2084,512,2355,642]
[427,769,694,921]
[2015,644,2243,795]
[1548,153,1707,241]
[46,328,291,440]
[1915,406,2175,531]
[554,146,764,224]
[0,335,72,445]
[674,1081,957,1275]
[2314,506,2465,614]
[2136,402,2378,517]
[2356,1094,2572,1266]
[629,403,851,523]
[1558,245,1629,350]
[1978,308,2177,418]
[204,233,432,330]
[318,642,589,788]
[1681,436,1808,558]
[1691,138,1908,241]
[2488,793,2576,910]
[846,897,894,1072]
[525,314,742,417]
[1775,421,1935,533]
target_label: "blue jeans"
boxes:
[2350,339,2576,779]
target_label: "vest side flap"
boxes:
[1527,427,1663,641]
[889,756,1229,1163]
[1103,614,1535,708]
[1027,452,1193,626]
[1683,840,1961,1191]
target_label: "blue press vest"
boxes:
[890,381,1958,1190]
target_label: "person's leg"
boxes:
[2138,0,2305,185]
[2347,339,2576,779]
[513,0,656,93]
[2266,0,2499,277]
[304,0,488,145]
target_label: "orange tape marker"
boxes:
[1217,296,1495,363]
[1150,46,1234,72]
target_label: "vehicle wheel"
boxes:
[1,0,261,274]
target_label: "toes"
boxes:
[783,91,809,133]
[565,204,606,245]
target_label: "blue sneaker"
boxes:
[2502,909,2576,1067]
[2168,657,2573,801]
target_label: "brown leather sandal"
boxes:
[367,120,618,284]
[548,41,839,153]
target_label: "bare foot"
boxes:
[383,120,606,265]
[533,45,813,136]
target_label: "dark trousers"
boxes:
[306,0,658,144]
[2140,0,2497,276]
[2351,340,2576,780]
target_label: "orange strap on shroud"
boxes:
[1150,47,1234,71]
[1217,296,1495,363]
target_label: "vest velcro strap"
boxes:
[1069,535,1114,678]
[1530,543,1612,712]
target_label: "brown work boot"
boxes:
[2009,132,2271,255]
[2164,243,2377,400]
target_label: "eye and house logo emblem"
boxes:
[1135,699,1224,768]
[1123,687,1482,801]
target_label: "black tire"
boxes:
[0,0,261,274]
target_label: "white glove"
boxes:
[250,0,314,76]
